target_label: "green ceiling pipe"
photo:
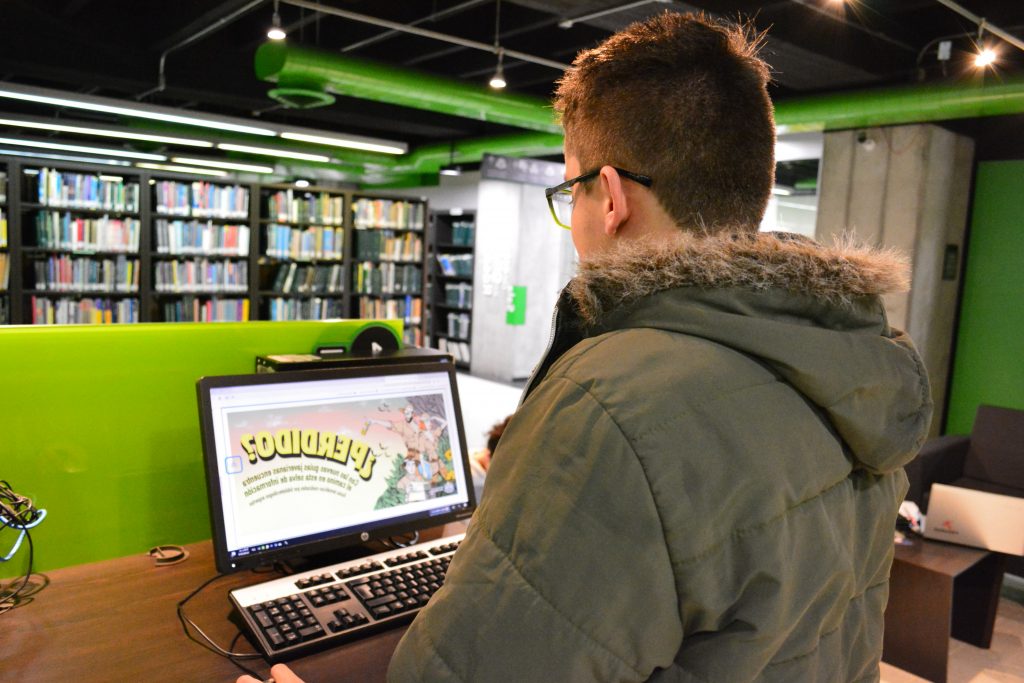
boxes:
[775,78,1024,132]
[255,41,560,134]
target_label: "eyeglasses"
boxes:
[545,167,653,230]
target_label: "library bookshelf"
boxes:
[426,209,475,370]
[0,156,427,339]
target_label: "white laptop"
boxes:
[923,483,1024,556]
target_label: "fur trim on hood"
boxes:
[568,231,910,325]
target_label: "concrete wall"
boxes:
[816,124,975,434]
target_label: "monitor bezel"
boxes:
[196,359,476,574]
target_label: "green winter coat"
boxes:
[389,231,932,682]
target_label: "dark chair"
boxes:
[905,404,1024,576]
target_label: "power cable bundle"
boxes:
[0,480,46,615]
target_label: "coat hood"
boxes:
[566,231,932,474]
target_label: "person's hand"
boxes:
[236,663,307,683]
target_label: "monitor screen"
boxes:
[197,360,475,573]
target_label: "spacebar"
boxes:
[366,594,398,608]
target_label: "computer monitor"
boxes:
[197,360,476,574]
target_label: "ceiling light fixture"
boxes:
[216,142,330,162]
[439,141,462,176]
[294,179,310,188]
[279,131,406,155]
[136,163,228,177]
[0,83,276,136]
[0,148,130,166]
[0,115,214,147]
[975,47,997,67]
[171,157,275,173]
[489,0,507,89]
[0,136,167,160]
[268,0,287,40]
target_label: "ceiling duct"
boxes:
[254,41,559,133]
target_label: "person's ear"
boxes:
[599,166,630,236]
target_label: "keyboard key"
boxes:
[266,627,285,649]
[372,605,392,618]
[254,611,273,629]
[298,625,323,640]
[366,594,398,608]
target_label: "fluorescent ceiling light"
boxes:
[771,186,794,196]
[0,148,130,166]
[136,163,228,177]
[294,179,310,188]
[0,116,214,147]
[280,132,406,155]
[216,142,330,163]
[0,85,276,136]
[172,156,275,173]
[0,136,166,160]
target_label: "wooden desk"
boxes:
[882,536,1006,683]
[0,527,463,683]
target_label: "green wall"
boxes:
[946,160,1024,434]
[0,320,401,577]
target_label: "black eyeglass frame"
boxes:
[544,167,653,229]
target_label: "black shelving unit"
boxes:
[350,194,427,346]
[150,178,253,322]
[257,183,347,321]
[19,165,144,324]
[0,156,432,338]
[426,209,475,369]
[0,164,8,324]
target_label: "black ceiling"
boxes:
[1,0,1023,154]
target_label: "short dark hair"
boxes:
[553,12,775,231]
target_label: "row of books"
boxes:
[356,295,422,325]
[435,337,471,365]
[155,181,250,219]
[443,282,472,308]
[353,229,422,262]
[0,253,8,290]
[436,253,473,277]
[444,312,471,341]
[266,297,345,321]
[266,190,344,225]
[448,220,475,247]
[32,254,139,293]
[32,169,140,212]
[31,295,140,325]
[36,212,141,253]
[352,198,425,230]
[155,220,250,256]
[270,262,344,294]
[352,261,422,295]
[265,224,344,260]
[162,297,250,322]
[154,258,249,293]
[403,326,422,348]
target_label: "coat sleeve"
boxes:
[387,375,684,682]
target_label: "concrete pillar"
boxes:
[816,124,974,435]
[471,179,576,383]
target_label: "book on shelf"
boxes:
[265,224,343,260]
[31,295,139,325]
[155,220,250,257]
[33,254,139,293]
[154,258,248,293]
[162,296,250,323]
[190,182,250,219]
[0,170,7,204]
[0,207,7,248]
[0,252,8,291]
[266,190,344,225]
[267,296,344,321]
[34,168,140,212]
[37,212,141,253]
[352,197,425,230]
[436,337,471,365]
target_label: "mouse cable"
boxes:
[176,571,268,679]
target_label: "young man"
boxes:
[245,11,931,683]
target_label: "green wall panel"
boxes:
[0,319,401,576]
[946,160,1024,434]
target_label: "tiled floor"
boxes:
[881,596,1024,682]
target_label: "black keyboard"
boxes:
[230,533,464,660]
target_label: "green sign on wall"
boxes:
[506,285,526,326]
